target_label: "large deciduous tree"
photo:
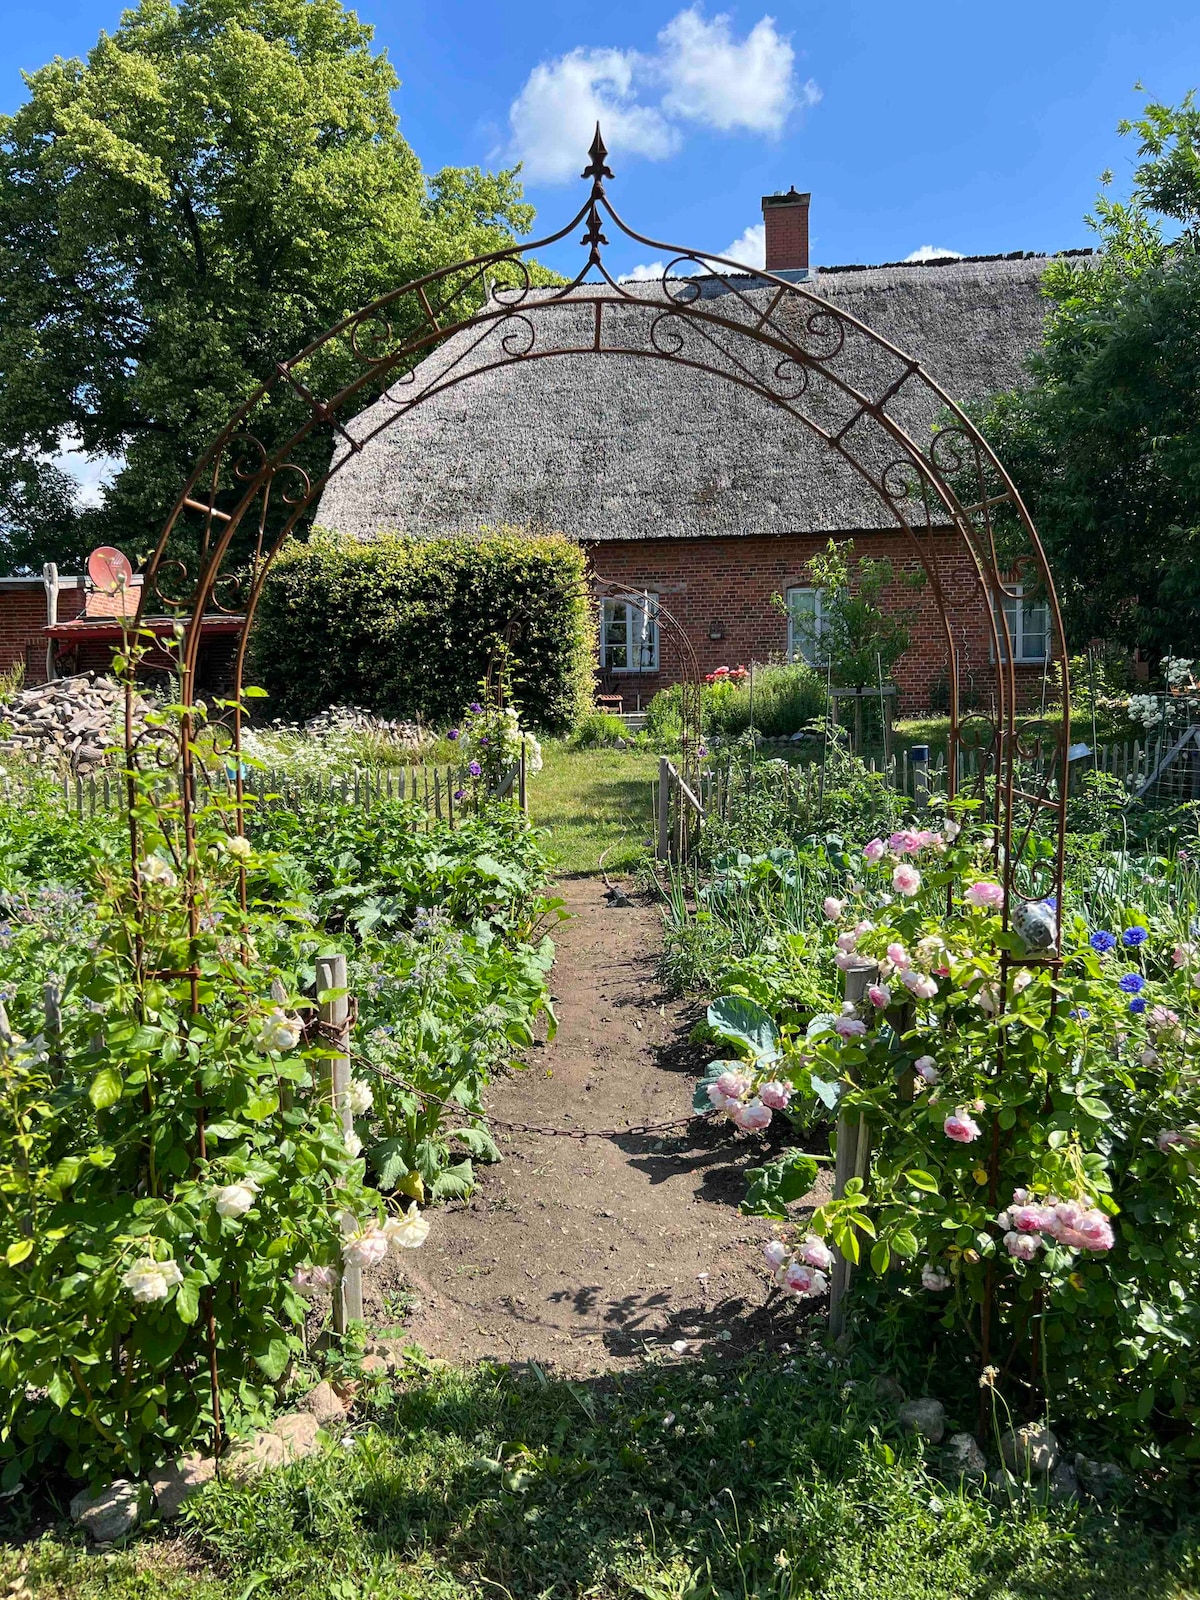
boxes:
[0,0,540,570]
[973,93,1200,656]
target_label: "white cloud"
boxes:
[618,261,668,283]
[48,431,122,509]
[658,9,799,135]
[507,8,815,184]
[904,245,964,263]
[714,221,765,269]
[507,47,678,184]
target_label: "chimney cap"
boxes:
[761,187,810,209]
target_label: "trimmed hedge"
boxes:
[250,528,594,731]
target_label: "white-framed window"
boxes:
[993,588,1051,663]
[600,593,659,673]
[786,586,829,666]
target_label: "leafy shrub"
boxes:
[570,710,629,748]
[251,527,594,732]
[645,663,827,745]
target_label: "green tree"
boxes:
[0,0,542,570]
[783,539,916,689]
[971,91,1200,655]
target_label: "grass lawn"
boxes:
[528,742,659,876]
[10,1348,1197,1600]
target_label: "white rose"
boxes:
[344,1131,362,1159]
[383,1206,431,1251]
[215,1179,259,1219]
[344,1078,373,1116]
[122,1257,184,1303]
[137,855,177,888]
[343,1226,388,1271]
[256,1006,302,1054]
[221,834,252,860]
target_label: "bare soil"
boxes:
[368,878,829,1374]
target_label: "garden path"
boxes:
[367,878,809,1374]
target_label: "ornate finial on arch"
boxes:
[582,123,614,186]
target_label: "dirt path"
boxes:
[368,878,805,1374]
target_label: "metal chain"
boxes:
[345,1045,713,1143]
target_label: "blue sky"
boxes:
[3,0,1200,282]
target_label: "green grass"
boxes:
[9,1349,1197,1600]
[529,742,659,875]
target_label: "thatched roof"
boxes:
[316,255,1061,542]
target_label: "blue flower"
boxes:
[1118,972,1145,995]
[1069,1006,1090,1020]
[1090,931,1117,953]
[469,701,484,715]
[1128,997,1147,1014]
[453,788,466,801]
[1122,926,1149,948]
[1041,897,1058,911]
[447,728,460,741]
[468,761,482,777]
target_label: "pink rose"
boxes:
[782,1261,827,1298]
[921,1263,951,1291]
[715,1069,751,1101]
[889,830,921,855]
[1157,1129,1194,1151]
[887,942,910,970]
[1012,1188,1029,1204]
[976,983,1000,1015]
[1172,942,1198,971]
[823,897,846,920]
[944,1108,982,1143]
[916,830,943,851]
[759,1080,793,1110]
[343,1226,388,1271]
[1011,1203,1056,1234]
[834,950,863,972]
[836,931,859,953]
[867,983,891,1009]
[902,970,938,1000]
[1004,1231,1041,1261]
[914,1055,939,1085]
[1148,1006,1181,1038]
[732,1099,772,1132]
[965,880,1004,910]
[797,1234,834,1271]
[763,1239,789,1269]
[892,864,921,897]
[863,838,886,864]
[834,1016,868,1039]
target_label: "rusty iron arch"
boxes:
[131,125,1071,941]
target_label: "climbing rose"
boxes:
[889,830,922,855]
[976,984,1000,1015]
[344,1131,363,1159]
[863,838,886,863]
[759,1080,793,1110]
[823,896,846,920]
[965,880,1004,909]
[834,1016,868,1039]
[1158,1129,1196,1152]
[1010,1203,1056,1233]
[921,1264,951,1291]
[732,1099,772,1132]
[1005,1231,1041,1261]
[122,1257,184,1303]
[343,1226,388,1271]
[1148,1005,1181,1038]
[915,935,947,966]
[887,942,910,970]
[220,833,252,860]
[867,984,891,1009]
[383,1206,431,1251]
[916,829,943,851]
[892,864,921,896]
[255,1007,302,1054]
[901,970,938,1000]
[215,1179,259,1219]
[834,950,862,972]
[763,1239,789,1269]
[1049,1201,1114,1253]
[782,1262,827,1298]
[137,855,177,888]
[1173,942,1198,971]
[345,1079,374,1116]
[713,1068,751,1102]
[835,931,859,953]
[797,1234,834,1271]
[914,1055,939,1085]
[944,1108,982,1143]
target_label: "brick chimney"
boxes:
[761,186,810,275]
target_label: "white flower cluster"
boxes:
[460,705,542,775]
[342,1205,431,1270]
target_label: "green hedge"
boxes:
[250,528,594,730]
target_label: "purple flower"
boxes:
[453,788,466,801]
[1118,973,1145,995]
[1129,997,1147,1014]
[1090,931,1116,954]
[479,736,489,746]
[447,728,460,741]
[1122,926,1149,948]
[1069,1006,1090,1020]
[468,761,482,778]
[469,702,484,715]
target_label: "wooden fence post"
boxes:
[317,952,362,1333]
[828,958,878,1339]
[656,756,672,861]
[910,744,930,812]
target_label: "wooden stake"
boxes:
[317,952,362,1333]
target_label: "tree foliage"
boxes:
[972,92,1200,655]
[0,0,541,570]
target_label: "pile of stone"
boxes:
[0,673,150,773]
[302,704,426,747]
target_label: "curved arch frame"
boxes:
[128,126,1070,946]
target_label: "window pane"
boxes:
[788,587,820,664]
[1021,599,1049,661]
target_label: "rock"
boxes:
[1049,1460,1079,1504]
[873,1375,905,1404]
[898,1399,945,1444]
[70,1479,148,1542]
[150,1453,216,1520]
[1074,1453,1127,1501]
[359,1353,388,1378]
[221,1431,288,1485]
[943,1432,987,1482]
[1000,1423,1059,1477]
[271,1411,322,1459]
[299,1379,347,1425]
[366,1338,407,1375]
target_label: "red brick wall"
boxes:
[585,532,1054,713]
[0,582,85,684]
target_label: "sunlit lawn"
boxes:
[528,743,658,876]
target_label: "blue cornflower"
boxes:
[1069,1006,1090,1020]
[1122,926,1149,948]
[1128,997,1147,1014]
[1042,897,1058,911]
[1118,972,1145,995]
[1090,931,1117,954]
